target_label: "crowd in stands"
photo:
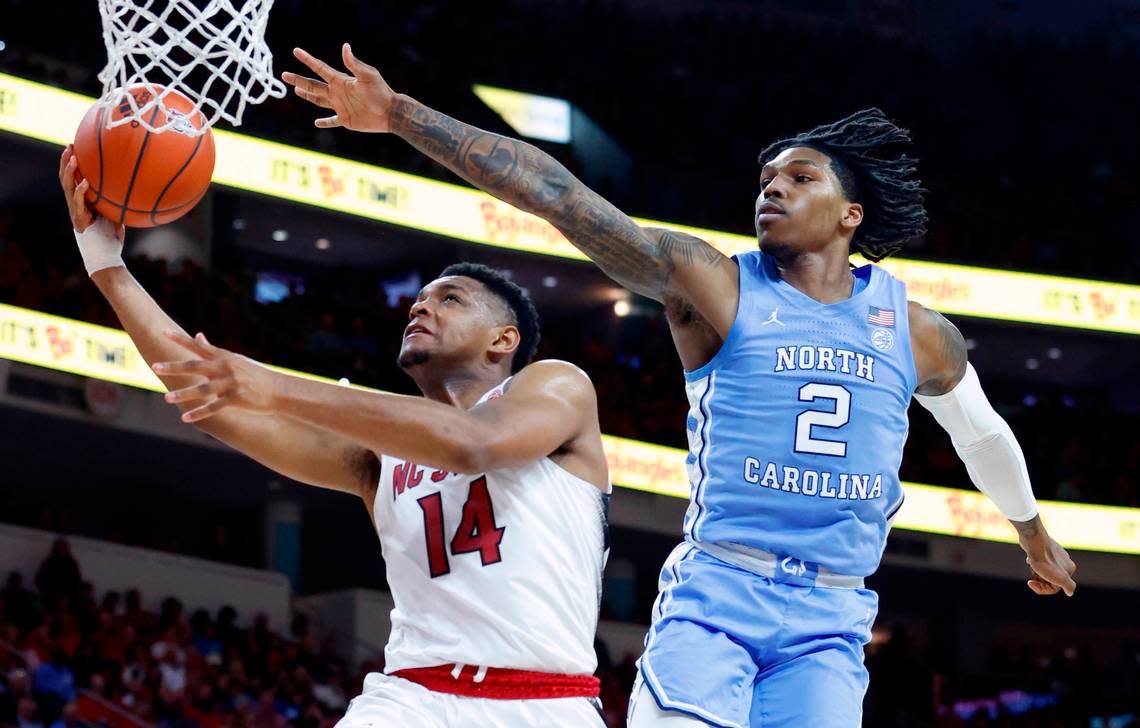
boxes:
[2,0,1137,281]
[0,539,356,728]
[2,539,1137,727]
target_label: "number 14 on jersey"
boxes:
[416,477,506,578]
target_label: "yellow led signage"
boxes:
[1,300,1137,555]
[2,70,1139,336]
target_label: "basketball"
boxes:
[72,85,215,228]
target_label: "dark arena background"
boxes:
[1,1,1139,727]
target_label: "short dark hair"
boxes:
[757,108,928,262]
[438,262,540,373]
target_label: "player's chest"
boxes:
[378,460,510,578]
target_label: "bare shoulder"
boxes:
[908,300,968,395]
[642,227,740,338]
[503,359,597,400]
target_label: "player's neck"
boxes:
[412,366,509,409]
[770,248,855,304]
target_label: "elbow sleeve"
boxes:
[914,364,1038,522]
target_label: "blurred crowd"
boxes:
[864,626,1140,728]
[2,539,1137,728]
[0,539,357,728]
[2,0,1138,280]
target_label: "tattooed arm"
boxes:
[910,301,1077,596]
[909,301,968,396]
[282,44,739,335]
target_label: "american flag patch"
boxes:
[867,306,896,327]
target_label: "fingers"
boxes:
[73,178,90,210]
[291,84,335,110]
[58,145,72,185]
[152,358,213,376]
[315,115,343,129]
[181,394,233,423]
[161,329,219,359]
[281,71,327,95]
[1027,558,1077,597]
[293,47,341,82]
[1059,575,1076,597]
[164,378,227,404]
[1028,579,1061,596]
[341,42,369,74]
[60,146,96,230]
[59,148,78,192]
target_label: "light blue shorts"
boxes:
[632,542,878,728]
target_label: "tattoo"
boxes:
[915,307,968,395]
[1011,514,1042,538]
[390,97,726,299]
[652,229,725,268]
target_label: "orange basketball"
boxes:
[73,86,215,228]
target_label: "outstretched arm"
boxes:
[909,301,1076,596]
[60,147,379,499]
[156,337,602,482]
[282,45,738,335]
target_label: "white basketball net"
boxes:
[96,0,287,136]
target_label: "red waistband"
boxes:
[390,664,600,700]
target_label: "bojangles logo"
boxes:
[945,490,1006,536]
[479,200,568,252]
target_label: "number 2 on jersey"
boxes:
[416,476,506,578]
[794,382,851,457]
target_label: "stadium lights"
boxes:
[472,84,572,144]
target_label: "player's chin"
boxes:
[396,343,432,370]
[757,230,791,253]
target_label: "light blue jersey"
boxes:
[682,250,916,578]
[632,251,919,727]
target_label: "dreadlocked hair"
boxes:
[757,108,928,262]
[438,262,540,374]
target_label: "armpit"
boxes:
[664,295,724,371]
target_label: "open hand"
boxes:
[58,145,123,237]
[1020,528,1077,597]
[282,43,398,132]
[153,331,282,422]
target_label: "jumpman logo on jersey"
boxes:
[762,308,785,326]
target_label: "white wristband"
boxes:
[75,218,125,276]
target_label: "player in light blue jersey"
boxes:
[284,51,1078,727]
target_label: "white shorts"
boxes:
[337,672,606,728]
